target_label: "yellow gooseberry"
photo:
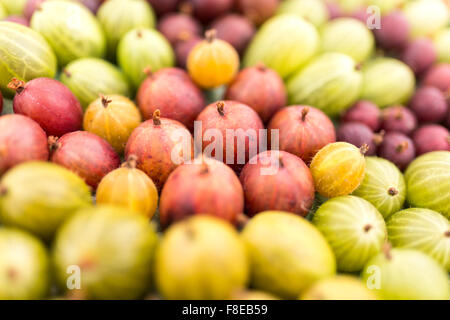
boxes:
[96,156,159,219]
[83,94,141,154]
[187,29,240,89]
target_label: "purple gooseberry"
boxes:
[378,132,416,170]
[381,106,417,135]
[409,86,448,124]
[412,125,450,155]
[341,100,381,131]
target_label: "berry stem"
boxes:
[360,144,370,155]
[177,31,192,42]
[179,1,193,15]
[373,130,385,146]
[217,101,225,116]
[394,108,403,120]
[396,141,408,153]
[100,95,112,108]
[143,66,152,77]
[388,187,399,196]
[199,162,209,175]
[236,213,250,229]
[48,136,60,152]
[363,224,373,232]
[63,69,71,78]
[301,107,309,121]
[278,156,285,169]
[205,29,217,43]
[255,62,267,72]
[152,110,161,125]
[122,155,138,169]
[7,78,26,94]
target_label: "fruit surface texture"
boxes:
[268,106,336,164]
[387,208,450,271]
[0,21,57,97]
[341,101,381,132]
[136,68,205,131]
[117,28,174,89]
[9,78,83,137]
[310,142,367,198]
[125,110,193,191]
[96,156,159,219]
[0,114,49,175]
[53,205,158,299]
[97,0,156,57]
[225,65,286,123]
[243,15,319,79]
[155,216,249,300]
[187,30,240,89]
[30,1,106,65]
[240,150,315,217]
[287,53,362,116]
[313,196,387,272]
[159,156,244,226]
[361,247,449,300]
[241,211,336,299]
[60,58,131,109]
[0,162,92,240]
[49,131,121,189]
[277,0,329,28]
[300,275,378,300]
[404,151,450,218]
[84,95,142,154]
[353,157,406,219]
[0,228,49,300]
[361,58,415,108]
[195,100,264,172]
[320,18,374,63]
